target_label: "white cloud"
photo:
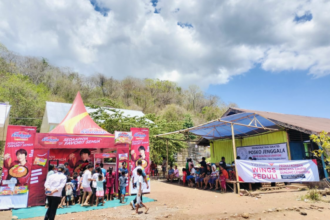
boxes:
[0,0,330,88]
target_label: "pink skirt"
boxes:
[96,190,104,197]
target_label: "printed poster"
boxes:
[28,149,50,207]
[237,143,288,160]
[0,125,36,209]
[236,160,320,183]
[130,128,150,194]
[115,131,132,144]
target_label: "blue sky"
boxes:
[1,1,330,119]
[207,67,330,118]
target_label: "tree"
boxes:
[0,72,50,130]
[310,131,330,172]
[88,107,187,165]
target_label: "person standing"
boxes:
[135,169,149,214]
[161,157,167,178]
[130,160,149,209]
[119,171,127,203]
[81,165,94,206]
[44,165,67,220]
[100,163,107,195]
[91,167,103,206]
[64,162,70,177]
[105,167,115,201]
[45,165,56,208]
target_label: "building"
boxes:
[0,103,11,141]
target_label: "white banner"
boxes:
[237,143,288,160]
[236,160,320,182]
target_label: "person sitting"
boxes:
[195,165,205,189]
[186,164,196,187]
[150,161,158,176]
[172,165,180,181]
[197,157,207,168]
[219,157,227,170]
[208,165,219,190]
[166,165,175,181]
[215,166,228,192]
[203,165,212,189]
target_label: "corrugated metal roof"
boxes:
[223,107,330,134]
[45,101,148,124]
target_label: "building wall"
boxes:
[210,131,288,163]
[176,142,210,171]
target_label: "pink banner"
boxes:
[0,125,36,209]
[130,128,150,175]
[28,149,49,207]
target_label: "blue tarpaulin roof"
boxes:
[156,113,280,140]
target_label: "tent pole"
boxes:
[231,123,240,193]
[166,139,169,170]
[286,131,292,160]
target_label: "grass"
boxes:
[299,188,321,202]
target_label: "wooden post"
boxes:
[286,131,292,160]
[166,139,169,171]
[231,123,240,193]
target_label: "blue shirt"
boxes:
[168,169,174,175]
[119,168,128,174]
[119,176,127,188]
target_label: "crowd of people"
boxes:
[44,160,149,220]
[162,156,239,193]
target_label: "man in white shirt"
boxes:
[44,165,67,220]
[130,160,149,209]
[81,165,94,206]
[135,169,149,214]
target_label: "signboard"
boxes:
[94,153,116,159]
[236,160,320,183]
[130,128,150,194]
[36,133,115,149]
[115,131,132,144]
[116,146,130,196]
[237,143,288,160]
[0,125,36,209]
[28,149,50,207]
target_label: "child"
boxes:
[65,177,74,207]
[96,174,105,206]
[135,169,149,214]
[77,171,83,204]
[71,172,78,204]
[105,167,114,201]
[119,171,127,203]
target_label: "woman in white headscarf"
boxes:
[208,164,219,190]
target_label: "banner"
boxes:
[130,128,150,194]
[49,149,96,174]
[116,146,130,195]
[236,160,320,182]
[0,125,36,209]
[36,133,115,149]
[28,149,50,207]
[115,131,132,144]
[237,143,288,160]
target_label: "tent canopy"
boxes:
[50,92,112,136]
[156,112,281,140]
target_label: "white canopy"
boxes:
[0,103,11,141]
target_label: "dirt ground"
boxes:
[5,180,330,220]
